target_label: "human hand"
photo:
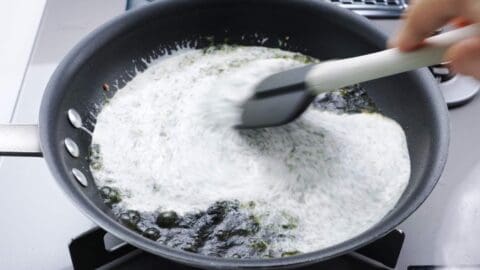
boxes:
[390,0,480,78]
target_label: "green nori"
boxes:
[156,211,179,228]
[118,210,141,230]
[99,186,121,206]
[89,143,103,170]
[108,200,285,258]
[281,250,301,257]
[313,84,378,114]
[143,227,161,240]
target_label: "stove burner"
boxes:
[68,227,405,270]
[438,74,480,108]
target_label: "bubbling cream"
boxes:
[91,46,410,254]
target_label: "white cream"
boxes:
[91,46,410,253]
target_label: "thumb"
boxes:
[445,36,480,79]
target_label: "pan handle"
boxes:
[0,125,42,157]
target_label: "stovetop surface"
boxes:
[1,0,480,269]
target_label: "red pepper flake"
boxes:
[102,83,110,91]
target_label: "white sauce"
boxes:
[92,46,410,253]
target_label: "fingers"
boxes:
[391,0,464,51]
[464,0,480,22]
[390,0,480,78]
[450,17,473,28]
[445,36,480,78]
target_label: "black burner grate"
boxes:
[69,227,404,270]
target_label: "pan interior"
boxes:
[41,0,448,268]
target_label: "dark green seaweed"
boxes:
[314,84,378,113]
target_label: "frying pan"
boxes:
[0,0,449,269]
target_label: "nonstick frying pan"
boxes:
[0,0,449,269]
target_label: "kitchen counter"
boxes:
[0,0,46,123]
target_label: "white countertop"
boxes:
[0,1,123,269]
[0,0,46,124]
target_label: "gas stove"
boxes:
[1,0,480,269]
[69,227,404,269]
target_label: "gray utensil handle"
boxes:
[0,125,42,157]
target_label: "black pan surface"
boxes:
[39,0,449,268]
